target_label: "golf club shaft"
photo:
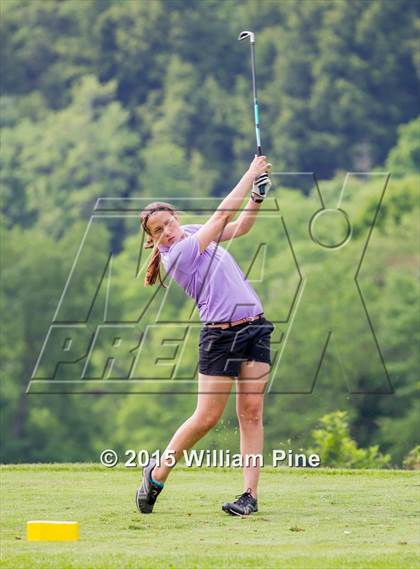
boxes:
[250,41,262,156]
[239,30,269,196]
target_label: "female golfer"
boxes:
[136,154,274,516]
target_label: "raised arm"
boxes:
[195,155,269,253]
[217,197,262,241]
[216,155,268,217]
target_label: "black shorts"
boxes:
[198,317,275,377]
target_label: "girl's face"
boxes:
[146,210,184,247]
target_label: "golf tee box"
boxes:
[27,521,79,541]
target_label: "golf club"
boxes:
[238,30,271,197]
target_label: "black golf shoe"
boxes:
[222,488,258,516]
[135,458,164,514]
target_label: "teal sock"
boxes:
[149,467,164,488]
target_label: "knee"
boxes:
[237,403,263,425]
[192,410,221,434]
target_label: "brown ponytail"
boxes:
[140,201,178,288]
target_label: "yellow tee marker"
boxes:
[27,521,79,541]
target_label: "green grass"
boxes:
[1,464,419,568]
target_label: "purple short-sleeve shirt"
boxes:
[158,224,264,323]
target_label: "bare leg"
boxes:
[236,361,270,498]
[152,373,233,483]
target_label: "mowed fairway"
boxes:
[1,464,419,569]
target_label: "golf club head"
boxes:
[238,30,255,43]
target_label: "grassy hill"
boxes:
[1,464,419,568]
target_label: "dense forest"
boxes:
[1,0,419,466]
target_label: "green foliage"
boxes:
[271,0,419,181]
[386,117,420,177]
[403,445,420,470]
[140,142,217,206]
[1,76,139,233]
[1,0,418,195]
[0,219,114,462]
[0,0,418,466]
[309,411,391,468]
[0,0,101,107]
